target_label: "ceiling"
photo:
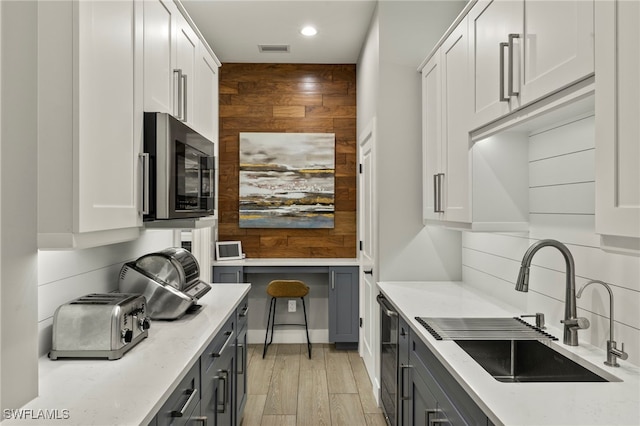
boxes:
[180,0,377,64]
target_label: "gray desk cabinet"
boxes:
[328,266,359,347]
[213,265,244,283]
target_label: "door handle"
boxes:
[499,42,509,102]
[508,34,520,97]
[173,69,183,118]
[139,153,149,215]
[400,363,413,401]
[181,73,188,122]
[214,370,228,413]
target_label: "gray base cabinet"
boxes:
[202,315,236,425]
[399,317,490,426]
[213,266,244,283]
[328,266,359,345]
[235,296,249,424]
[150,302,247,426]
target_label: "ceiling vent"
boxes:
[258,44,290,53]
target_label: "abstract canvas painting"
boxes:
[239,132,335,228]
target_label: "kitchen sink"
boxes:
[455,340,621,383]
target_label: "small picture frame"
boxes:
[215,241,243,261]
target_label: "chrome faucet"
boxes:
[515,239,589,346]
[577,280,629,367]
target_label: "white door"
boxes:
[174,13,197,126]
[76,0,142,232]
[520,0,594,105]
[143,0,177,114]
[194,44,218,142]
[468,0,523,129]
[441,18,471,223]
[358,118,377,393]
[595,0,640,239]
[421,53,442,223]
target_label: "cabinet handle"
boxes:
[171,388,197,417]
[237,343,245,375]
[181,73,188,122]
[400,363,413,401]
[433,173,439,213]
[426,409,449,426]
[139,153,149,215]
[508,34,520,97]
[236,271,241,283]
[364,269,373,275]
[331,270,335,290]
[239,306,249,317]
[191,416,208,426]
[173,69,183,118]
[214,370,228,413]
[211,330,234,358]
[434,173,445,213]
[499,42,509,102]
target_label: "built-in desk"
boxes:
[212,258,359,348]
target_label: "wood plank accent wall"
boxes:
[218,63,357,258]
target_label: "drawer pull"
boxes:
[171,388,197,417]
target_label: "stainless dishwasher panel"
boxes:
[377,294,398,426]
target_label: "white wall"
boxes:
[37,230,175,356]
[463,115,640,367]
[372,0,466,282]
[0,0,39,411]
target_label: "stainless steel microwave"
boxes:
[142,112,215,221]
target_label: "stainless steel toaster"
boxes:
[49,293,150,360]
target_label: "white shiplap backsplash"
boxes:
[463,115,640,367]
[37,229,175,356]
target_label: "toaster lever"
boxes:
[121,329,133,343]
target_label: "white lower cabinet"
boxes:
[37,0,143,249]
[595,0,640,246]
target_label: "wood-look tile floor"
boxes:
[242,344,386,426]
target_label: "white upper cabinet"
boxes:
[143,0,177,114]
[143,0,220,140]
[194,43,219,143]
[519,0,594,105]
[38,0,143,249]
[422,19,472,225]
[440,20,472,223]
[468,0,523,129]
[174,13,198,127]
[595,0,640,245]
[469,0,594,130]
[421,53,442,222]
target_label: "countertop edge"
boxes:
[2,283,251,426]
[377,281,640,426]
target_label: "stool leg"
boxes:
[268,298,277,346]
[263,297,276,358]
[301,296,311,359]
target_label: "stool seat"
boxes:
[263,279,311,359]
[266,280,309,298]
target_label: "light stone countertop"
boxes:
[212,257,359,267]
[378,281,640,426]
[2,283,251,426]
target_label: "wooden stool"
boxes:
[263,280,311,359]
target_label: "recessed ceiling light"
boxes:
[301,26,317,37]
